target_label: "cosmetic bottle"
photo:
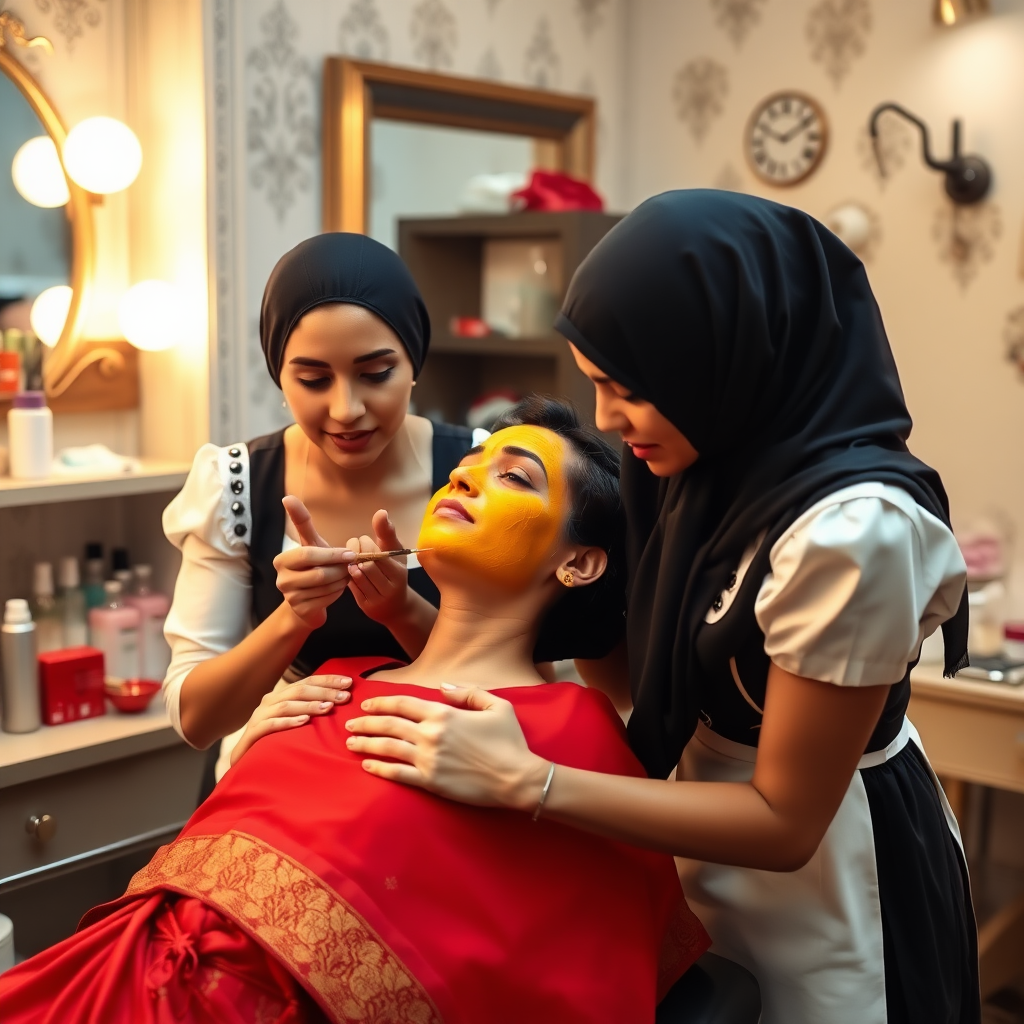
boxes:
[88,580,140,681]
[30,562,64,654]
[126,565,171,681]
[59,556,88,647]
[1,598,40,733]
[7,391,52,480]
[112,547,130,579]
[83,543,106,611]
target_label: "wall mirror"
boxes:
[0,13,131,408]
[322,59,595,238]
[322,59,610,434]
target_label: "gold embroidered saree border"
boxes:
[125,831,443,1024]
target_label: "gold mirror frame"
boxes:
[0,12,121,399]
[323,59,596,234]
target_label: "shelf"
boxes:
[0,459,191,509]
[430,333,564,358]
[0,701,179,788]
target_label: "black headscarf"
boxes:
[555,190,969,779]
[260,233,431,385]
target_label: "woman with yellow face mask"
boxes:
[0,399,710,1024]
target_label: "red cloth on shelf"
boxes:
[511,170,605,212]
[0,657,708,1024]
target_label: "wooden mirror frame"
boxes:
[0,12,131,404]
[322,59,595,234]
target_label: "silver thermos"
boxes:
[1,598,40,733]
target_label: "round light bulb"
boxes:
[30,285,73,347]
[63,116,142,194]
[119,280,178,351]
[11,136,69,208]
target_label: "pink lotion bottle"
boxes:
[125,565,171,681]
[88,580,141,681]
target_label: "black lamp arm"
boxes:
[869,102,961,174]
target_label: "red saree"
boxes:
[0,658,708,1023]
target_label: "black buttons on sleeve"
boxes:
[231,501,245,516]
[228,447,241,458]
[727,571,738,591]
[234,523,247,537]
[230,479,244,495]
[711,595,724,613]
[229,461,242,474]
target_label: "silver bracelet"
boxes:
[532,762,556,822]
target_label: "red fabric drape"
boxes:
[0,659,708,1023]
[0,891,325,1024]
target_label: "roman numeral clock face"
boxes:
[745,93,828,187]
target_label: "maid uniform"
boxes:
[159,232,478,787]
[556,190,981,1024]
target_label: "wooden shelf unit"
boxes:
[0,460,190,510]
[398,212,621,428]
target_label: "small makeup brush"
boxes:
[347,547,433,564]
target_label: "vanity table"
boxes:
[909,666,1024,999]
[0,702,204,892]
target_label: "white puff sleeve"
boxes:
[161,443,253,744]
[754,483,966,687]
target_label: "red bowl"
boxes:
[104,678,161,713]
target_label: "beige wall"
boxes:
[624,0,1024,610]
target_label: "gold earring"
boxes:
[561,571,574,587]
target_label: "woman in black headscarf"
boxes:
[343,192,980,1024]
[161,232,476,789]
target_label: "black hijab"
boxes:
[555,190,969,779]
[260,233,430,385]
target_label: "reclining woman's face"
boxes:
[417,425,570,593]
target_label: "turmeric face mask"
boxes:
[417,425,569,592]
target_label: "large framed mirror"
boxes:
[322,59,595,236]
[0,13,130,406]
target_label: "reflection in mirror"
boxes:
[369,120,533,251]
[0,71,70,387]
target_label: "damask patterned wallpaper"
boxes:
[207,0,626,443]
[626,0,1024,606]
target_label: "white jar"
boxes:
[7,391,52,480]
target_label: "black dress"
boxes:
[196,422,473,799]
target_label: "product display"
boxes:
[1,599,40,734]
[125,565,171,681]
[7,391,53,480]
[87,580,141,682]
[38,647,105,725]
[30,562,63,655]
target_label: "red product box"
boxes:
[38,646,106,725]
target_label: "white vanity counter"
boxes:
[0,702,182,789]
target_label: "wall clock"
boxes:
[744,92,828,187]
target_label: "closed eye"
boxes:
[297,377,330,390]
[362,367,395,384]
[498,469,535,489]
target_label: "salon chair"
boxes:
[656,952,761,1024]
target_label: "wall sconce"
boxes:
[934,0,990,26]
[868,103,991,204]
[118,281,179,351]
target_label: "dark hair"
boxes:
[491,395,625,662]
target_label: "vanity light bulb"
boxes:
[11,136,69,208]
[119,280,177,352]
[63,117,142,195]
[30,285,73,347]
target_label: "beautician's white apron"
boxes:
[676,717,963,1024]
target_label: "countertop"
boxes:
[0,702,185,789]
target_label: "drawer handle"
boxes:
[26,814,57,843]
